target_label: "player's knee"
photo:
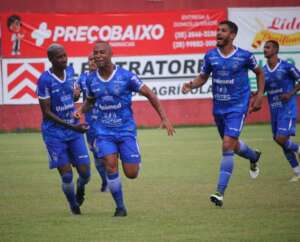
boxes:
[125,171,138,179]
[274,137,286,147]
[61,171,73,184]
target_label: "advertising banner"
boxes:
[2,54,213,104]
[228,7,300,52]
[0,10,225,104]
[1,10,225,58]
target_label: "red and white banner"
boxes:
[2,54,213,104]
[1,10,225,58]
[0,10,225,104]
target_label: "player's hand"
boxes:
[182,82,192,94]
[249,93,263,113]
[71,123,89,133]
[160,118,175,136]
[73,85,81,100]
[280,92,293,102]
[73,110,81,119]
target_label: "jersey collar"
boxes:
[266,59,281,73]
[48,69,66,83]
[217,47,238,59]
[96,65,118,82]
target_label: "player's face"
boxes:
[93,43,112,68]
[263,42,277,59]
[216,24,235,47]
[88,55,97,71]
[51,47,68,70]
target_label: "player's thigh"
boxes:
[119,136,141,178]
[43,137,70,169]
[68,135,90,167]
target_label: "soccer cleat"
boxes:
[70,205,81,215]
[210,192,223,207]
[249,150,261,179]
[114,207,127,217]
[76,186,85,207]
[289,174,300,182]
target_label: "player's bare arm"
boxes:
[249,67,265,113]
[39,98,89,133]
[281,81,300,102]
[139,85,175,136]
[182,73,210,94]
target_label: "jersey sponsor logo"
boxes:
[98,102,122,111]
[213,79,234,85]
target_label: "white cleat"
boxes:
[289,175,300,182]
[249,166,260,179]
[249,150,261,179]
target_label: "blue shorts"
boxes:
[43,135,90,169]
[93,135,141,164]
[271,116,296,137]
[214,112,246,138]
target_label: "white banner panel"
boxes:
[228,7,300,52]
[1,54,213,104]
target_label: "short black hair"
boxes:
[266,40,279,53]
[7,15,21,28]
[219,20,238,34]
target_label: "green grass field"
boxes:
[1,125,300,242]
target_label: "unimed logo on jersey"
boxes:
[3,60,46,104]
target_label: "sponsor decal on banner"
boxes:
[228,7,300,52]
[1,54,212,104]
[1,10,225,58]
[229,7,300,90]
[2,59,47,104]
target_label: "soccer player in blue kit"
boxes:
[75,54,108,191]
[37,44,91,215]
[79,41,175,216]
[263,40,300,182]
[182,20,265,207]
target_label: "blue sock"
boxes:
[107,172,125,209]
[77,168,91,189]
[235,140,258,162]
[61,172,77,207]
[95,158,107,186]
[217,151,234,195]
[283,140,299,153]
[283,148,299,168]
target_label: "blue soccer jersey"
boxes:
[76,71,99,124]
[86,66,143,137]
[36,66,80,140]
[264,59,300,119]
[200,47,258,115]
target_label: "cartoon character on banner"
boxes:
[7,15,24,55]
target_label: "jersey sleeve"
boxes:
[128,73,144,92]
[36,74,50,100]
[246,52,259,71]
[200,53,212,76]
[288,64,300,82]
[86,75,95,99]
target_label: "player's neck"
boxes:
[50,67,65,80]
[267,55,279,69]
[218,44,235,56]
[98,64,115,80]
